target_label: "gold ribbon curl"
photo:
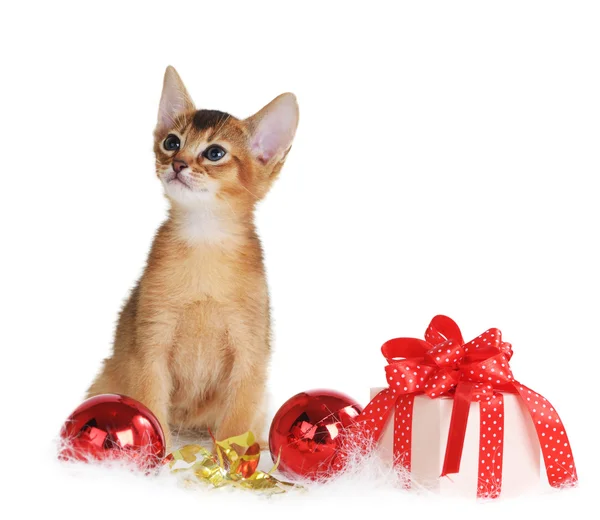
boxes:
[167,431,298,494]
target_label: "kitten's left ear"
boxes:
[156,66,195,132]
[246,93,299,164]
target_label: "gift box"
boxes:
[354,315,577,499]
[370,390,540,498]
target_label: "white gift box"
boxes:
[370,387,541,498]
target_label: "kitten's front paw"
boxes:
[155,416,172,452]
[164,430,173,450]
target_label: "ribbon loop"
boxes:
[426,339,465,369]
[423,368,459,398]
[382,337,430,362]
[385,360,434,395]
[426,315,465,345]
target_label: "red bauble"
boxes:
[59,394,165,468]
[268,389,362,480]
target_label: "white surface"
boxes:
[371,389,541,498]
[1,1,599,518]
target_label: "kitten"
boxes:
[87,66,299,448]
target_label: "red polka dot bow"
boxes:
[354,315,577,499]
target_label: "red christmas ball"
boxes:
[269,389,362,480]
[59,394,165,469]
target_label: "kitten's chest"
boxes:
[169,298,232,407]
[178,210,232,244]
[174,246,237,299]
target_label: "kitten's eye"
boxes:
[203,145,226,162]
[163,134,180,151]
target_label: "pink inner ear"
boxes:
[252,125,287,164]
[157,69,193,131]
[251,96,298,163]
[158,87,188,129]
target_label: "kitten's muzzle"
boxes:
[172,159,188,174]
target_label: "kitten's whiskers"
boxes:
[240,184,260,201]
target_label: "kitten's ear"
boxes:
[246,93,299,164]
[156,66,195,131]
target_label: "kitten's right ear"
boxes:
[156,66,195,132]
[246,93,299,165]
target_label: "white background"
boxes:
[1,1,598,518]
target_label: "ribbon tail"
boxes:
[441,382,474,477]
[477,393,505,499]
[513,381,578,487]
[355,388,395,442]
[393,395,415,471]
[337,388,396,471]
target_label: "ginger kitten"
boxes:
[87,66,299,448]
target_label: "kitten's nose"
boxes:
[172,159,188,174]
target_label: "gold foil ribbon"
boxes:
[168,431,297,494]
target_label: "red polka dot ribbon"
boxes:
[352,315,577,499]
